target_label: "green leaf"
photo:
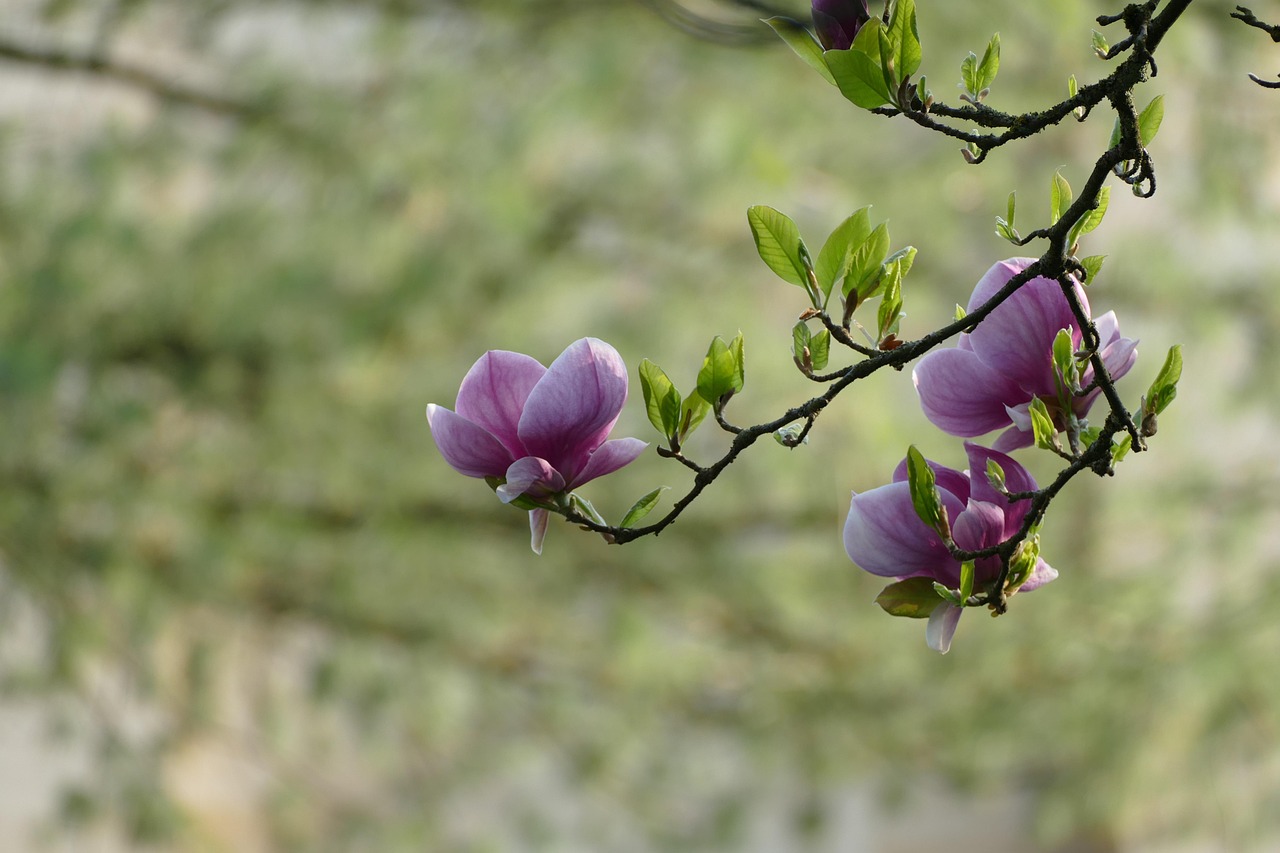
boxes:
[696,335,743,404]
[763,16,836,85]
[729,331,746,391]
[960,51,978,97]
[1052,327,1078,396]
[876,263,903,342]
[679,390,710,440]
[875,576,946,619]
[954,303,967,321]
[619,487,669,529]
[885,0,922,80]
[825,42,893,109]
[847,221,892,299]
[1028,397,1059,450]
[1112,433,1133,463]
[1145,344,1183,416]
[815,207,872,301]
[1091,29,1109,58]
[932,582,962,606]
[638,359,682,438]
[1138,94,1165,147]
[1050,169,1073,225]
[747,205,809,287]
[959,559,975,602]
[976,32,1000,93]
[906,445,949,539]
[1069,186,1111,246]
[1006,535,1041,593]
[1080,254,1106,284]
[985,458,1006,494]
[792,321,811,363]
[810,329,830,371]
[1006,190,1016,226]
[570,493,607,526]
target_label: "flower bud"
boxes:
[811,0,870,51]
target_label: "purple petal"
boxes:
[572,437,648,489]
[426,404,514,479]
[964,443,1037,533]
[890,454,971,506]
[967,260,1084,397]
[844,483,966,579]
[952,500,1005,554]
[1019,557,1059,592]
[455,350,546,459]
[914,347,1028,437]
[992,423,1033,453]
[529,509,549,555]
[811,0,869,50]
[926,603,963,654]
[497,456,565,504]
[518,338,629,483]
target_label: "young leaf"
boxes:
[1145,344,1183,416]
[729,331,746,391]
[1138,95,1165,147]
[792,321,812,364]
[875,576,945,619]
[570,493,607,526]
[815,207,873,303]
[1052,327,1079,396]
[810,329,831,371]
[638,358,682,438]
[619,486,669,529]
[932,583,962,606]
[1050,170,1073,225]
[1112,433,1133,463]
[763,16,836,86]
[876,264,903,342]
[747,205,809,287]
[960,51,978,97]
[1028,397,1059,450]
[1080,254,1107,284]
[954,303,967,321]
[679,391,710,441]
[976,32,1000,93]
[1006,190,1016,227]
[906,445,949,540]
[696,336,740,404]
[1091,29,1110,58]
[1069,186,1111,246]
[985,458,1006,494]
[847,222,892,299]
[958,559,975,602]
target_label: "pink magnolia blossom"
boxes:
[811,0,870,51]
[913,258,1138,451]
[843,443,1057,653]
[427,338,647,554]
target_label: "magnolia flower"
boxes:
[843,442,1058,653]
[812,0,870,51]
[913,258,1138,451]
[427,338,647,554]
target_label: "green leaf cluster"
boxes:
[960,33,1000,101]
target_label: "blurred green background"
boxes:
[1,0,1279,850]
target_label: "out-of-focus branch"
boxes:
[636,0,799,45]
[1231,6,1280,87]
[0,33,264,119]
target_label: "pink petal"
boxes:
[914,347,1028,437]
[529,509,549,555]
[967,260,1084,397]
[426,404,514,479]
[964,443,1037,533]
[496,456,566,503]
[926,603,963,654]
[518,338,629,482]
[844,483,966,579]
[572,437,648,489]
[455,350,546,458]
[952,499,1005,553]
[992,423,1033,453]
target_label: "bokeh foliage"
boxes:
[2,0,1280,849]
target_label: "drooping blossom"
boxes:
[843,442,1058,653]
[427,338,647,554]
[811,0,870,51]
[913,258,1138,452]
